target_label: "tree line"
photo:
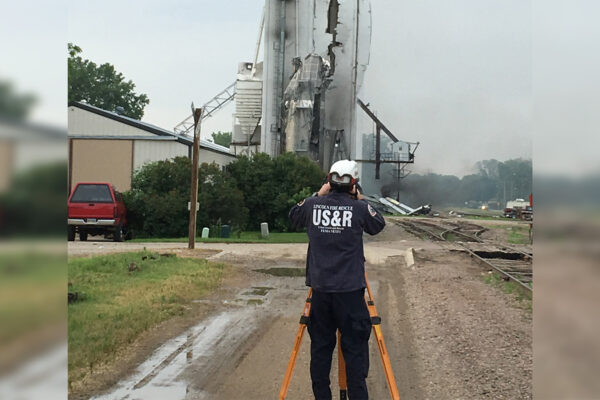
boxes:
[122,153,532,237]
[382,158,532,208]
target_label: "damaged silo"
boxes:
[261,0,372,171]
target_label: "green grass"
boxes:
[444,232,457,241]
[484,271,532,309]
[68,251,224,386]
[508,227,531,244]
[130,231,308,244]
[481,224,532,245]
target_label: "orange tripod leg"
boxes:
[365,274,401,400]
[337,330,348,400]
[279,288,312,400]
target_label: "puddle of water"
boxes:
[254,267,305,277]
[243,287,273,296]
[91,308,259,400]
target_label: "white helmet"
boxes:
[328,160,359,186]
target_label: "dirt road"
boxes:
[75,220,531,400]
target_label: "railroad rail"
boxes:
[394,218,532,292]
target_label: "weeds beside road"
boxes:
[68,251,224,390]
[484,224,531,244]
[484,271,532,309]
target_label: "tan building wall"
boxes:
[133,140,189,171]
[68,104,237,192]
[199,148,236,167]
[70,139,133,191]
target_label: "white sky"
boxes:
[65,0,535,176]
[3,0,589,177]
[67,1,262,144]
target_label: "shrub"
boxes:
[123,157,248,237]
[227,152,324,230]
[123,152,324,237]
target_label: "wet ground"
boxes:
[69,218,532,399]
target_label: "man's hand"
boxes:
[350,185,365,200]
[317,182,331,197]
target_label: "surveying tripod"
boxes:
[279,273,400,400]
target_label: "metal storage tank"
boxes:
[261,0,372,170]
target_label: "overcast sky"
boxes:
[65,0,535,176]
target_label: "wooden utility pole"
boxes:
[188,106,202,249]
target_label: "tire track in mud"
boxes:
[207,282,313,400]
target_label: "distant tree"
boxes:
[392,158,531,208]
[475,159,501,179]
[498,158,532,201]
[0,80,36,120]
[68,43,149,119]
[210,131,232,148]
[457,174,497,203]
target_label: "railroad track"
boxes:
[394,218,533,292]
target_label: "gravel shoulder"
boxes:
[405,248,532,399]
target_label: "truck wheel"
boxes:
[68,226,75,241]
[124,228,134,241]
[79,231,88,241]
[114,224,124,242]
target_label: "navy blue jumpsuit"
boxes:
[289,191,385,400]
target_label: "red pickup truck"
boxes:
[68,182,127,242]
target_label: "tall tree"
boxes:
[210,131,232,147]
[498,158,532,201]
[475,159,501,179]
[68,43,149,119]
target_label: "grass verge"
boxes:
[130,231,308,243]
[508,227,530,244]
[484,271,532,310]
[68,251,224,388]
[486,224,531,244]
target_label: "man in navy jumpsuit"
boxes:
[289,160,385,400]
